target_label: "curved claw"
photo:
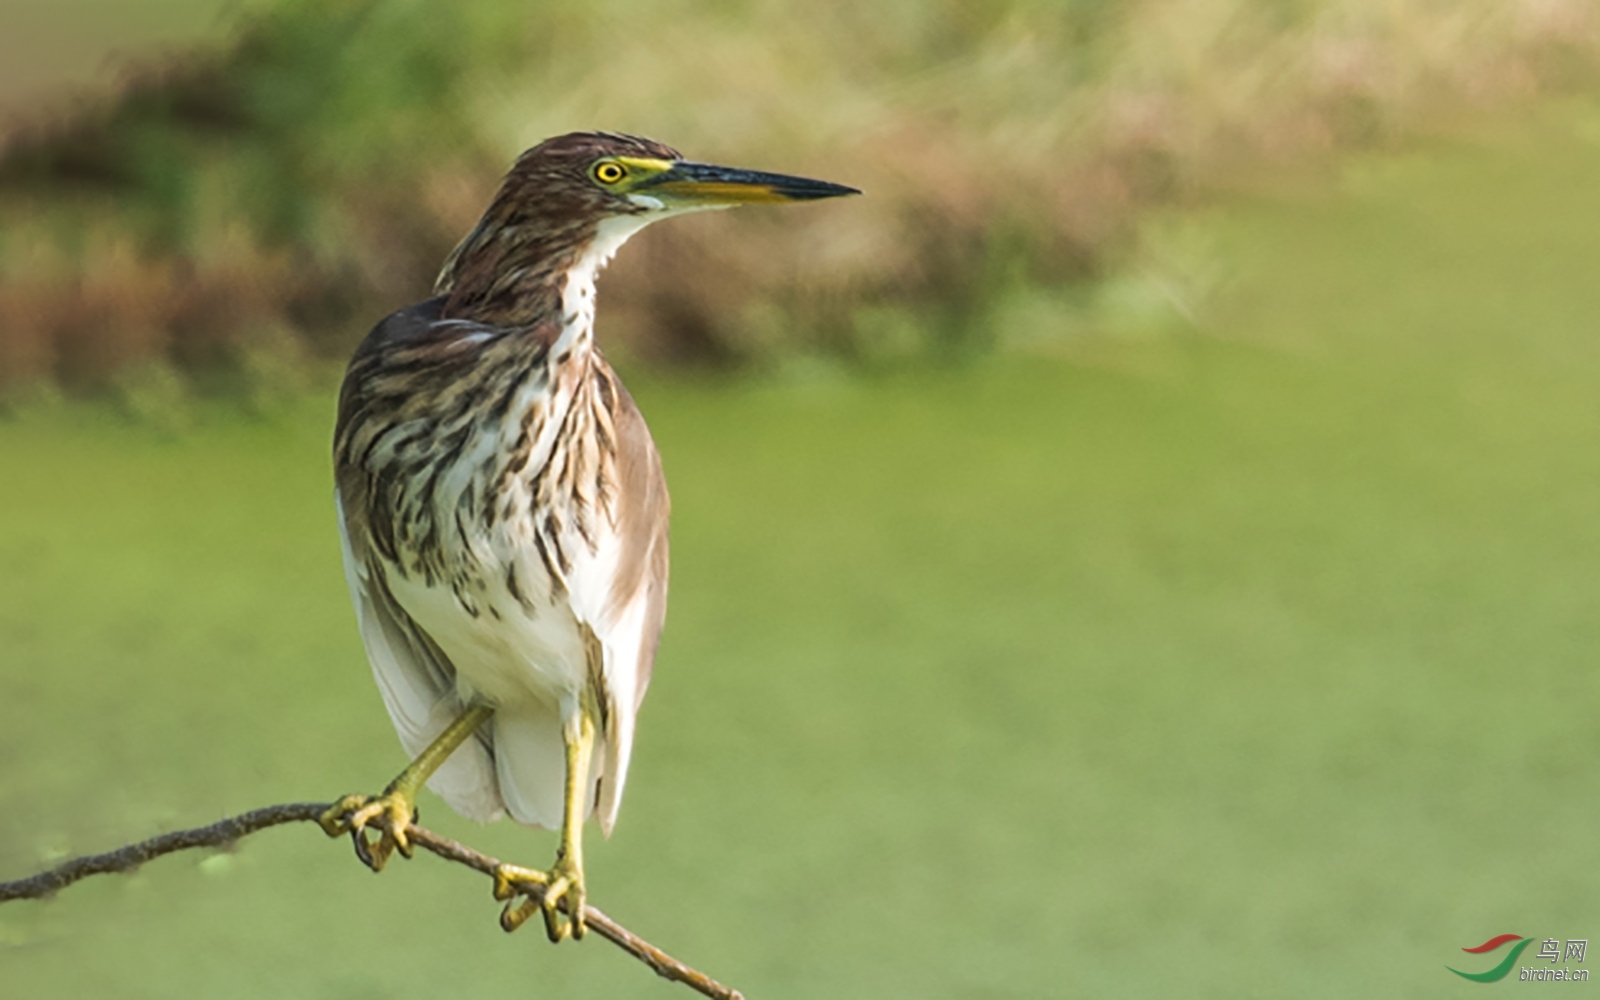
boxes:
[542,856,586,942]
[539,871,573,942]
[318,794,366,837]
[318,792,417,873]
[493,863,546,931]
[500,895,540,934]
[493,860,583,942]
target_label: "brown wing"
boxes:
[588,366,670,834]
[606,374,671,704]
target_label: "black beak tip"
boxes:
[816,181,863,200]
[780,178,862,201]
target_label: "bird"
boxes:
[318,132,857,942]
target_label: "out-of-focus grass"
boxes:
[3,102,1600,997]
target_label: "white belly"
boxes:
[382,552,588,712]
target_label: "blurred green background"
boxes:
[3,2,1599,998]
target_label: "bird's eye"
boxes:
[593,162,626,185]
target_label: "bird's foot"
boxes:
[494,855,586,942]
[318,791,417,872]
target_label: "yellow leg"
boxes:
[494,705,595,943]
[320,703,493,871]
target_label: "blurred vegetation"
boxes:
[2,0,1599,397]
[0,1,260,118]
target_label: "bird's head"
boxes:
[436,132,859,326]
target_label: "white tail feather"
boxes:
[595,696,634,837]
[493,703,604,830]
[419,702,504,823]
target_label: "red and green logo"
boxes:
[1449,934,1534,982]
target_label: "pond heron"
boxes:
[319,133,857,942]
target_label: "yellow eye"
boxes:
[593,161,626,185]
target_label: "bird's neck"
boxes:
[437,213,652,348]
[435,223,581,329]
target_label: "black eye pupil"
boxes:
[598,164,623,182]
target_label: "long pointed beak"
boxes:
[638,161,860,205]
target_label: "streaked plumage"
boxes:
[324,131,856,940]
[335,135,675,834]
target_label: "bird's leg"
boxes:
[545,710,594,941]
[494,704,595,943]
[320,703,493,872]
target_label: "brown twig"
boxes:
[0,801,744,1000]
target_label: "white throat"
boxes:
[555,213,656,356]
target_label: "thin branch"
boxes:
[0,803,324,901]
[0,802,744,1000]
